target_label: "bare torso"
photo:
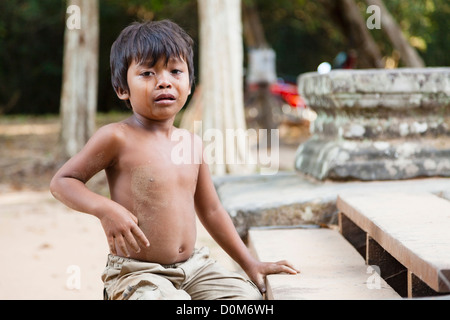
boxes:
[106,120,200,264]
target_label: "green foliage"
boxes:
[0,0,65,114]
[359,0,450,67]
[255,0,449,77]
[419,0,450,66]
[253,0,346,79]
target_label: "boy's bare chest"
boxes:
[120,142,199,189]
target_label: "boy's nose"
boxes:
[156,75,172,89]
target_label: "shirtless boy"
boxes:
[50,19,298,300]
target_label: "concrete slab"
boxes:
[337,192,450,293]
[214,172,450,238]
[248,228,401,300]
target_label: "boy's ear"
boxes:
[115,87,130,100]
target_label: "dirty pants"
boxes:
[101,247,262,300]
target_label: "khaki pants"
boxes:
[101,247,262,300]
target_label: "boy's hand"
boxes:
[246,260,300,294]
[99,208,150,257]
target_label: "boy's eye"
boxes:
[140,71,154,77]
[171,69,182,75]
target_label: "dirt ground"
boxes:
[0,114,308,300]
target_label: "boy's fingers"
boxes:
[266,261,300,275]
[274,260,300,274]
[124,231,141,253]
[129,213,139,225]
[281,260,300,273]
[108,236,117,255]
[281,265,300,274]
[131,225,150,248]
[115,235,130,257]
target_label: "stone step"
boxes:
[248,227,401,300]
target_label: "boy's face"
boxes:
[117,56,191,122]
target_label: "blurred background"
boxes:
[0,0,448,116]
[1,0,449,189]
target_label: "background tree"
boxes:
[197,0,255,175]
[0,0,65,114]
[365,0,425,67]
[59,0,99,158]
[319,0,384,68]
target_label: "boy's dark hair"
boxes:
[110,19,195,109]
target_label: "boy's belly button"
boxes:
[178,246,184,253]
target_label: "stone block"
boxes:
[295,68,450,180]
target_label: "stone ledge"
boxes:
[298,67,450,110]
[214,172,450,239]
[295,137,450,180]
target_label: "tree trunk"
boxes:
[242,0,267,49]
[320,0,384,68]
[338,0,385,68]
[197,0,256,175]
[365,0,425,67]
[60,0,99,158]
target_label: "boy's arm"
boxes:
[50,124,149,256]
[194,159,299,293]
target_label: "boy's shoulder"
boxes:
[101,120,130,131]
[90,120,132,146]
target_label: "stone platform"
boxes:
[295,68,450,180]
[214,172,450,239]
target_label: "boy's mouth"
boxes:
[155,93,176,103]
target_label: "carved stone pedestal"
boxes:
[295,68,450,180]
